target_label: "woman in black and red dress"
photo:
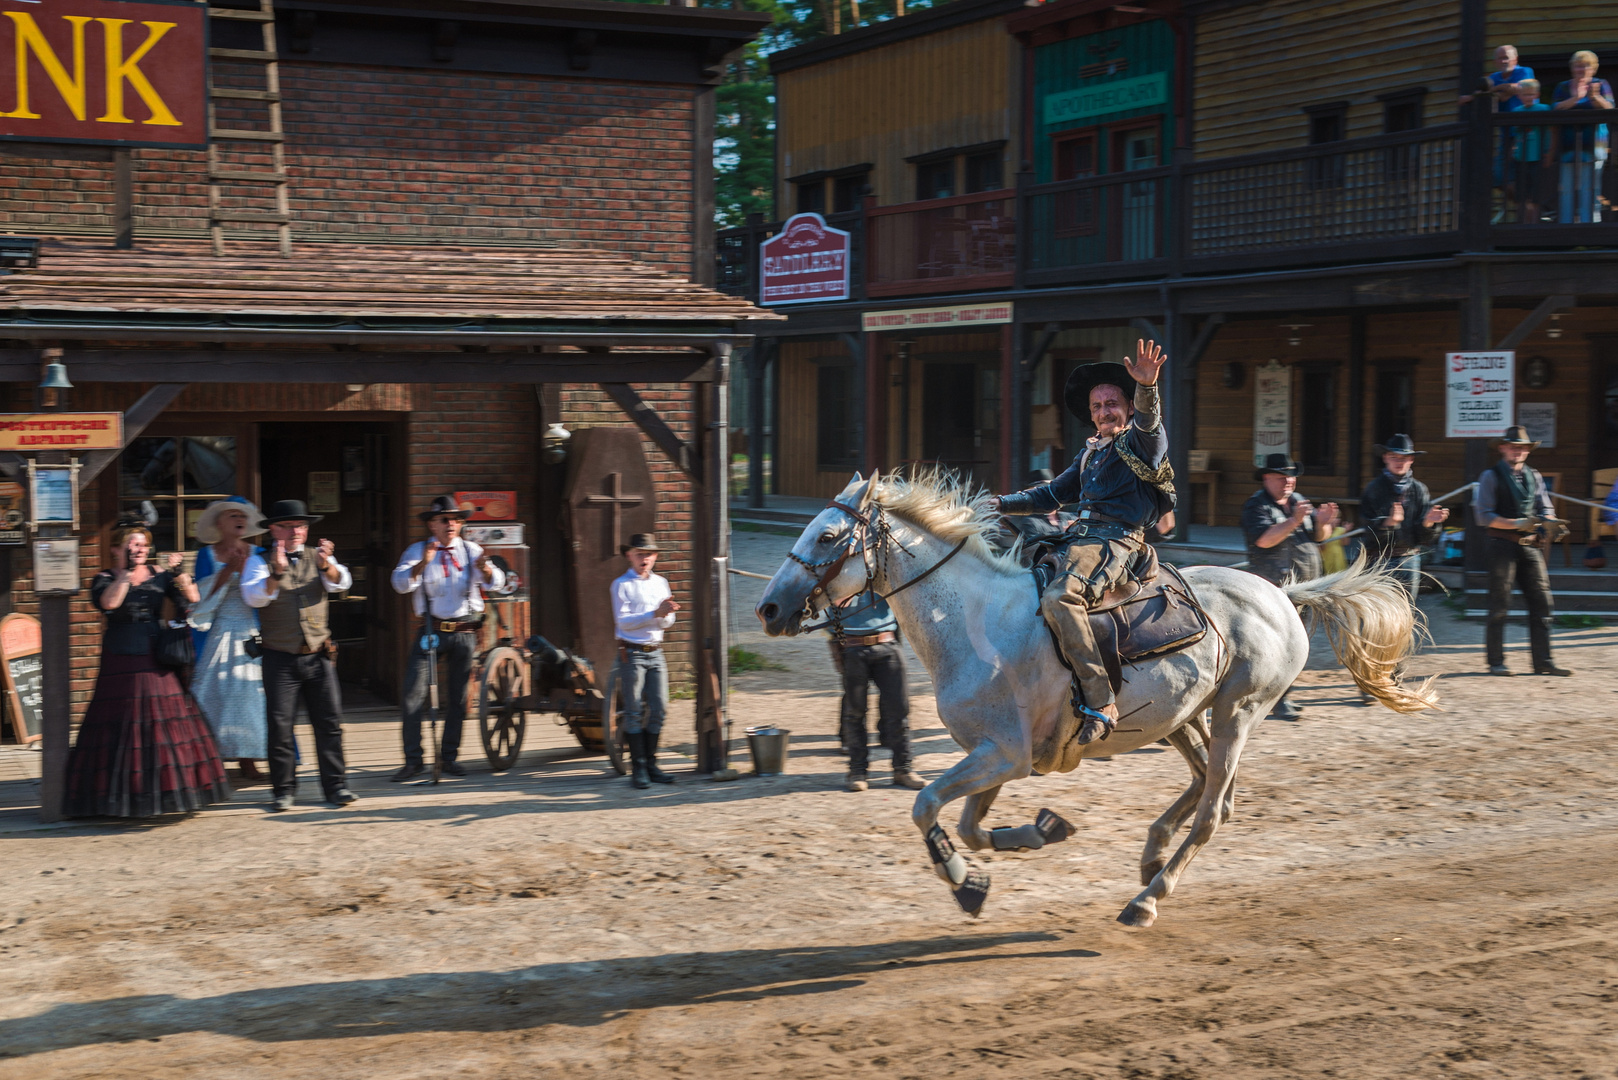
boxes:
[64,519,231,818]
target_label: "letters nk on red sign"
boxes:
[0,0,208,149]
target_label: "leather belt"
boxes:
[840,631,896,647]
[437,620,482,633]
[617,639,662,653]
[1064,521,1144,542]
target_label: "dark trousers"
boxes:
[263,648,347,799]
[840,642,910,773]
[401,630,476,766]
[1485,536,1555,669]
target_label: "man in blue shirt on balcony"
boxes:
[990,341,1171,747]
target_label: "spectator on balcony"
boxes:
[1553,51,1613,223]
[1460,44,1534,111]
[1509,80,1552,221]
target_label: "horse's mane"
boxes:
[871,468,1026,578]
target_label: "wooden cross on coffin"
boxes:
[563,427,659,681]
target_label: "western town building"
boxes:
[0,0,773,769]
[723,0,1618,564]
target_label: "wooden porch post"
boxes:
[1462,262,1492,572]
[746,341,770,509]
[691,344,732,773]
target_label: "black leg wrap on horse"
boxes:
[990,824,1044,852]
[1036,807,1075,845]
[953,868,991,917]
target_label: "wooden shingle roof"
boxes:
[0,238,776,326]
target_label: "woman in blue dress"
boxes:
[189,498,269,780]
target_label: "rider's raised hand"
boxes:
[1124,339,1167,387]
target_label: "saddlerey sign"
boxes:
[0,0,209,149]
[759,212,851,305]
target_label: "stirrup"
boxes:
[1075,703,1116,745]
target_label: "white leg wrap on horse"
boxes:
[926,824,969,885]
[990,824,1045,852]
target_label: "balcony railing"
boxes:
[714,108,1618,304]
[1184,125,1465,271]
[865,190,1015,297]
[1488,110,1618,245]
[1023,166,1172,285]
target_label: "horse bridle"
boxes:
[788,497,969,629]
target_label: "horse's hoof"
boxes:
[953,869,991,918]
[1117,900,1157,927]
[1139,861,1165,887]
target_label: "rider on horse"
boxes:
[990,340,1171,746]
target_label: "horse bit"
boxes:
[787,497,968,631]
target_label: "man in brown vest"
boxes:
[241,500,356,811]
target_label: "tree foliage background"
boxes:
[695,0,947,227]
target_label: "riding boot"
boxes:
[626,732,651,790]
[643,731,676,784]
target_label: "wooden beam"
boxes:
[1182,313,1227,367]
[0,350,716,385]
[1130,316,1164,344]
[78,383,189,489]
[598,383,697,478]
[1497,295,1575,351]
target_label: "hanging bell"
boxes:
[38,361,73,390]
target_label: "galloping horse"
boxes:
[756,471,1436,927]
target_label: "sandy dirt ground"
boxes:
[1,528,1615,1078]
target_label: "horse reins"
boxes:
[790,498,970,631]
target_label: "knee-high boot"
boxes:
[626,731,651,789]
[643,730,676,784]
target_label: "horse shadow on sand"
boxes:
[0,931,1097,1058]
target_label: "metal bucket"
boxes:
[744,726,790,776]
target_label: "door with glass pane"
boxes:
[115,426,255,555]
[1114,125,1159,261]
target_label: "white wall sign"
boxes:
[1517,401,1556,448]
[1445,351,1514,438]
[861,302,1014,331]
[1252,360,1291,467]
[33,537,80,596]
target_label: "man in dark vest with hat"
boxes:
[1357,434,1450,599]
[390,495,506,781]
[990,340,1170,745]
[1473,425,1571,677]
[1241,453,1340,720]
[612,532,680,789]
[241,500,355,811]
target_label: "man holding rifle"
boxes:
[1472,426,1571,677]
[390,495,506,780]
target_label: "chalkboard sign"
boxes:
[0,614,42,744]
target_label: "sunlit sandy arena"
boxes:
[0,528,1614,1078]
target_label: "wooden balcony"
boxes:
[715,108,1618,305]
[864,190,1016,297]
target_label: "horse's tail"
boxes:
[1282,557,1440,713]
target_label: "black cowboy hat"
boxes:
[1496,424,1541,449]
[1063,362,1137,421]
[261,499,323,526]
[1375,433,1426,456]
[1254,453,1300,481]
[418,494,471,522]
[620,532,659,556]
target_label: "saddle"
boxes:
[1026,538,1209,695]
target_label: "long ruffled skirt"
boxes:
[64,654,231,818]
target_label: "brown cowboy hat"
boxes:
[1496,425,1541,449]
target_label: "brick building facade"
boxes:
[0,0,771,769]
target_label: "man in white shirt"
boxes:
[612,532,679,789]
[389,495,506,780]
[240,500,355,812]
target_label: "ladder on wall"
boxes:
[205,0,292,256]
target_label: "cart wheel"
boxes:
[478,646,529,773]
[599,665,628,776]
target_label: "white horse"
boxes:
[756,471,1436,927]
